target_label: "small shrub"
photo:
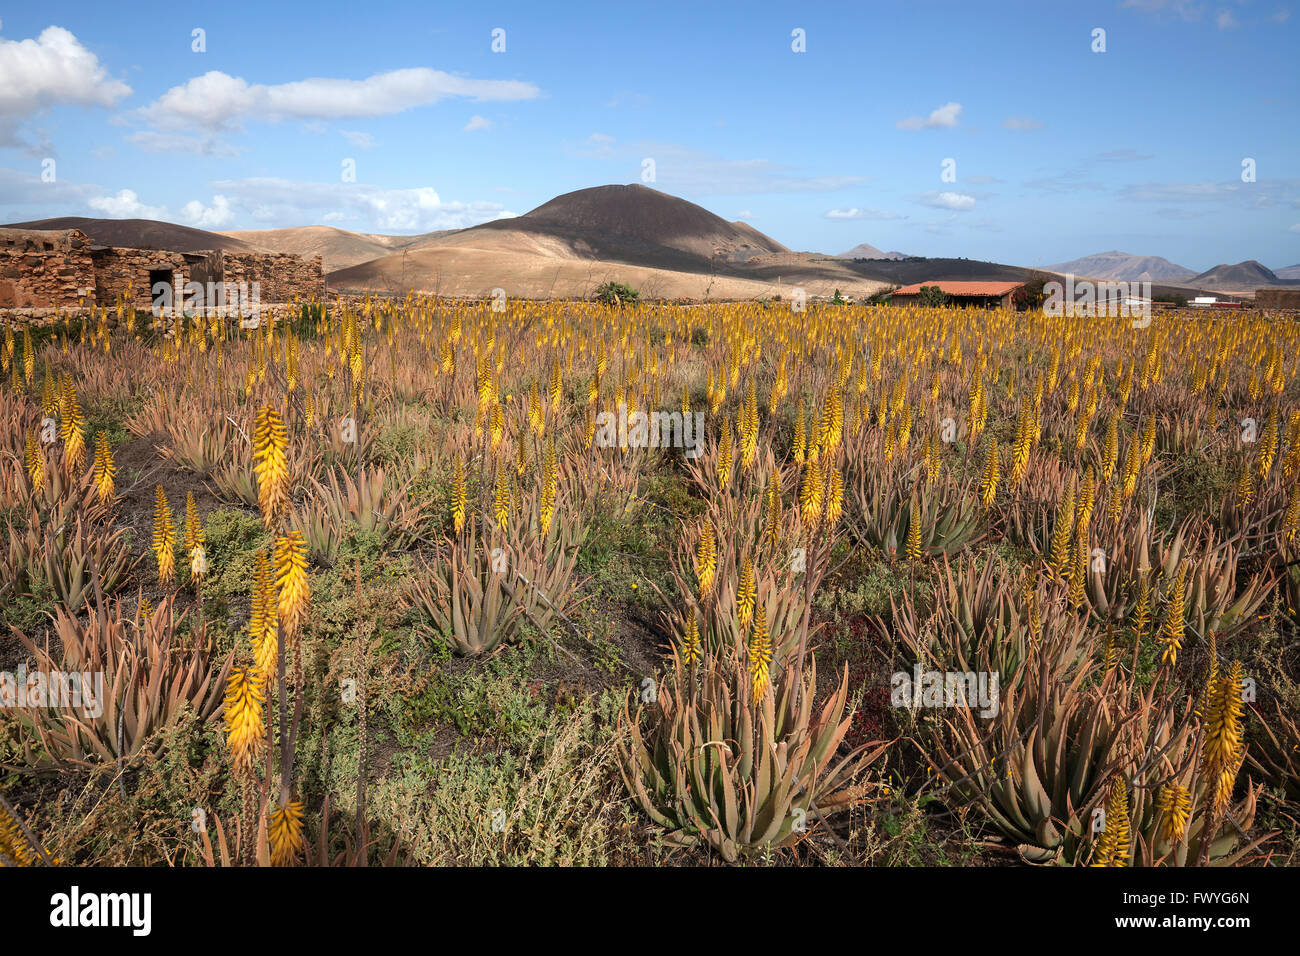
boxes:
[594,281,639,306]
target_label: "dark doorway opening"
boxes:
[148,269,173,311]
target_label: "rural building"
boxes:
[889,280,1024,309]
[0,226,324,312]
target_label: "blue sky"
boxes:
[1,0,1297,270]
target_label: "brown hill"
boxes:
[1,216,258,253]
[223,225,458,271]
[326,185,887,301]
[1188,260,1299,293]
[494,183,790,261]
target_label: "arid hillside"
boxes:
[3,216,259,253]
[222,225,457,271]
[327,184,890,300]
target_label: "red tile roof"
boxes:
[892,280,1023,296]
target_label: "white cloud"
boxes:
[824,207,901,220]
[464,115,492,131]
[1002,115,1043,131]
[210,177,518,232]
[137,72,256,131]
[179,194,235,229]
[341,130,376,149]
[83,187,237,227]
[71,178,518,232]
[0,26,131,146]
[0,26,131,113]
[920,191,976,211]
[1215,8,1239,28]
[0,165,97,205]
[1270,8,1291,24]
[125,130,243,157]
[736,209,753,219]
[896,102,962,130]
[88,188,167,219]
[1290,223,1300,233]
[140,68,540,131]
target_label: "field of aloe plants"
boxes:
[1,297,1297,867]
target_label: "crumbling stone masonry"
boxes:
[0,226,326,318]
[90,246,190,308]
[0,228,96,308]
[221,252,325,304]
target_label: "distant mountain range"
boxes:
[1047,250,1197,282]
[1047,250,1300,293]
[837,243,910,261]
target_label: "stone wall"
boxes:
[0,229,96,308]
[0,233,325,319]
[1256,289,1300,310]
[222,251,325,303]
[90,246,189,308]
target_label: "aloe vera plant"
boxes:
[1122,688,1267,867]
[618,646,883,862]
[1249,695,1300,802]
[932,632,1137,863]
[407,522,584,657]
[7,507,136,613]
[1183,529,1276,642]
[291,465,428,563]
[848,470,982,560]
[891,557,1091,684]
[163,409,233,476]
[15,594,232,767]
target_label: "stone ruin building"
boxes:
[0,226,325,317]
